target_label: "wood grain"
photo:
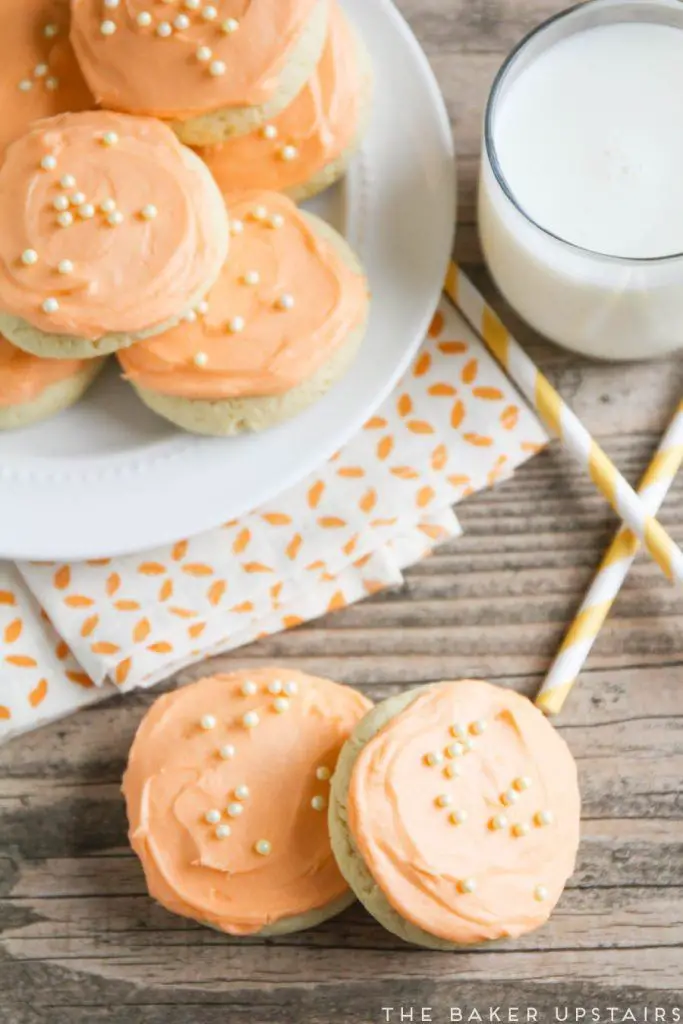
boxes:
[1,1,682,1020]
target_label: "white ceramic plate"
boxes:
[0,0,456,560]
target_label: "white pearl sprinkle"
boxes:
[40,155,56,171]
[227,316,245,334]
[512,822,530,838]
[316,766,331,781]
[273,697,290,714]
[280,145,298,162]
[174,14,190,29]
[261,124,278,139]
[227,802,243,817]
[470,719,487,735]
[513,776,532,792]
[42,297,59,313]
[230,219,244,235]
[185,0,200,7]
[501,788,519,806]
[136,11,152,26]
[209,59,226,76]
[535,809,554,827]
[196,45,212,62]
[44,24,59,38]
[534,884,549,902]
[57,212,73,227]
[311,795,327,812]
[102,131,119,146]
[156,21,172,37]
[234,785,249,801]
[60,174,76,189]
[459,878,477,894]
[284,680,298,696]
[255,839,272,856]
[195,300,209,315]
[57,259,74,275]
[21,249,38,266]
[202,5,217,19]
[204,808,220,824]
[34,64,48,78]
[446,742,464,759]
[215,824,231,839]
[221,17,239,33]
[444,763,460,779]
[46,77,59,91]
[100,198,116,214]
[490,813,508,830]
[425,751,443,767]
[100,20,117,35]
[76,202,96,219]
[107,211,124,226]
[18,80,32,92]
[242,710,259,729]
[266,679,282,694]
[140,204,158,220]
[450,723,467,739]
[104,0,119,8]
[243,270,260,286]
[70,191,86,206]
[240,680,257,696]
[200,714,216,730]
[218,743,235,760]
[435,794,452,808]
[268,213,285,229]
[251,205,267,221]
[449,809,468,825]
[183,310,198,323]
[54,195,69,211]
[275,293,295,311]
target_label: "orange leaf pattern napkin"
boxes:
[1,292,548,741]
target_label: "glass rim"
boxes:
[484,0,683,265]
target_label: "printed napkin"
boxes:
[0,292,548,742]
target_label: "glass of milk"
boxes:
[479,0,683,361]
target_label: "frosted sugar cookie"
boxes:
[70,0,329,145]
[0,336,103,429]
[123,668,372,936]
[197,4,372,201]
[119,191,369,435]
[0,112,228,359]
[0,0,93,160]
[329,680,581,949]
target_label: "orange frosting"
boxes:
[0,0,93,161]
[118,190,368,398]
[347,681,581,944]
[123,668,372,935]
[0,336,88,405]
[198,5,363,193]
[70,0,320,120]
[0,112,228,339]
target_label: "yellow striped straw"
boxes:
[536,399,683,715]
[445,262,683,586]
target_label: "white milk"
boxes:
[479,2,683,360]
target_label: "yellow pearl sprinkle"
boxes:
[513,776,532,792]
[459,878,477,894]
[449,809,468,826]
[512,822,530,838]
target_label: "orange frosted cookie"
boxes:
[69,0,329,145]
[0,336,103,429]
[197,4,371,201]
[0,112,228,359]
[329,680,581,949]
[123,667,372,936]
[118,190,369,435]
[0,0,93,160]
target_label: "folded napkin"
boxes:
[0,289,548,742]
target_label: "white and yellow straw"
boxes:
[536,399,683,715]
[446,262,683,586]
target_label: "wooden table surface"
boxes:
[2,2,683,1021]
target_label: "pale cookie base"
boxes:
[204,888,355,939]
[173,0,329,146]
[0,359,104,431]
[131,212,368,436]
[0,149,229,360]
[285,27,373,204]
[329,684,486,951]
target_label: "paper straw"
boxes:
[445,262,683,586]
[536,399,683,715]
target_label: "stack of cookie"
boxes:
[0,0,371,435]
